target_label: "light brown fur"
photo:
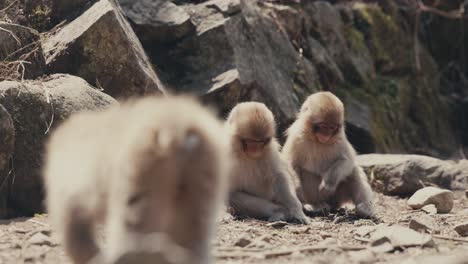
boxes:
[282,92,374,218]
[43,95,230,264]
[227,102,309,224]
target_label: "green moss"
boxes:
[353,4,412,73]
[343,24,367,53]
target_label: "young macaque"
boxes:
[282,91,374,218]
[43,96,230,264]
[227,102,309,224]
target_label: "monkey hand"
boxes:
[288,209,310,225]
[319,180,336,198]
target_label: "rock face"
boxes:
[357,154,467,195]
[407,187,454,214]
[42,0,165,99]
[0,22,46,80]
[0,74,116,216]
[0,105,15,218]
[139,0,461,153]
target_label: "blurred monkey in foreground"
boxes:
[43,96,230,264]
[282,92,374,218]
[227,102,309,224]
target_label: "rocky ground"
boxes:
[0,191,466,264]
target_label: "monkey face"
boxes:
[227,102,276,159]
[312,122,341,144]
[241,137,272,159]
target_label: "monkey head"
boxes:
[227,102,276,159]
[121,96,227,233]
[299,92,344,145]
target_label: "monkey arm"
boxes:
[272,170,310,224]
[320,155,355,194]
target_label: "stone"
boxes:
[357,154,465,195]
[409,215,439,233]
[0,22,46,80]
[266,221,288,229]
[42,0,165,99]
[0,74,117,216]
[234,236,251,247]
[454,222,468,237]
[407,187,454,213]
[28,232,56,247]
[119,0,195,44]
[354,225,377,237]
[421,204,437,215]
[466,190,468,198]
[370,225,434,249]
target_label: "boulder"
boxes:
[119,0,195,45]
[49,0,95,23]
[151,0,237,94]
[0,104,15,218]
[407,187,454,213]
[357,154,466,195]
[0,74,117,216]
[42,0,166,99]
[454,222,468,237]
[225,0,319,130]
[0,22,46,80]
[201,69,252,116]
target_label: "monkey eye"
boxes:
[312,123,340,135]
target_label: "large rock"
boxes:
[225,0,319,130]
[119,0,195,44]
[0,104,15,218]
[357,154,467,195]
[0,22,46,80]
[42,0,166,99]
[407,187,454,214]
[0,74,117,216]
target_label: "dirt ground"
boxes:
[0,192,467,264]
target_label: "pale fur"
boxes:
[282,92,374,218]
[227,102,309,224]
[43,95,230,264]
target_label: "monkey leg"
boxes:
[300,174,331,215]
[229,191,286,222]
[61,201,99,264]
[336,171,374,218]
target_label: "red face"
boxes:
[312,122,341,144]
[241,138,271,159]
